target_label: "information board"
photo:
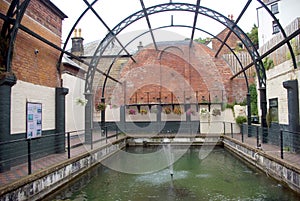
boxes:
[26,102,42,139]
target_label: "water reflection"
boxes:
[47,147,300,201]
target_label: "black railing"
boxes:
[0,125,123,176]
[239,124,300,160]
[1,121,299,185]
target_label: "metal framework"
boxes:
[85,3,267,95]
[214,0,252,58]
[189,0,201,47]
[1,0,299,130]
[101,25,250,99]
[0,0,31,72]
[140,0,158,50]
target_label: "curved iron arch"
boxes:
[85,2,265,95]
[1,0,31,73]
[57,0,99,70]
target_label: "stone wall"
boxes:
[224,137,300,194]
[0,138,127,201]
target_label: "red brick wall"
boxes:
[0,0,63,87]
[212,28,245,55]
[119,42,247,104]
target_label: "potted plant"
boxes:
[200,108,209,117]
[140,108,148,115]
[235,115,247,133]
[96,102,106,112]
[173,107,183,115]
[75,97,87,106]
[163,106,171,114]
[235,115,247,125]
[186,108,195,116]
[212,108,221,116]
[129,109,136,115]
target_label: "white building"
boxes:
[256,0,300,129]
[257,0,300,47]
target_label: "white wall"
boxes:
[62,74,85,132]
[11,80,55,134]
[257,55,300,125]
[257,0,300,47]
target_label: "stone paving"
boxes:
[228,133,300,168]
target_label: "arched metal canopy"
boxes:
[1,0,298,84]
[86,2,265,94]
[1,0,300,130]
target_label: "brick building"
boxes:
[119,41,247,105]
[212,28,246,55]
[0,0,67,170]
[71,37,248,113]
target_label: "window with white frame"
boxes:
[271,3,279,14]
[272,20,280,34]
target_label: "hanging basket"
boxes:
[96,102,106,111]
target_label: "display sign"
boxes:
[26,102,42,139]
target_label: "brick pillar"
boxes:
[55,87,69,153]
[0,73,16,172]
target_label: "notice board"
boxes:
[26,102,42,139]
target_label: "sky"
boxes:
[51,0,260,49]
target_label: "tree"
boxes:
[247,24,259,49]
[194,37,210,44]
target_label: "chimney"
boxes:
[137,41,143,51]
[71,28,84,56]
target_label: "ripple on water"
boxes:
[135,169,189,185]
[195,173,211,178]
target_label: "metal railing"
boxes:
[1,121,299,186]
[0,125,122,178]
[232,124,300,160]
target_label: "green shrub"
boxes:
[235,115,247,125]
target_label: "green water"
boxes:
[48,147,300,201]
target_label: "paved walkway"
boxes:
[0,131,120,186]
[1,132,300,188]
[229,133,300,168]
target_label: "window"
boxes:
[269,98,278,123]
[271,3,279,14]
[272,20,280,34]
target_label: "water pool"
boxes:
[47,147,299,201]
